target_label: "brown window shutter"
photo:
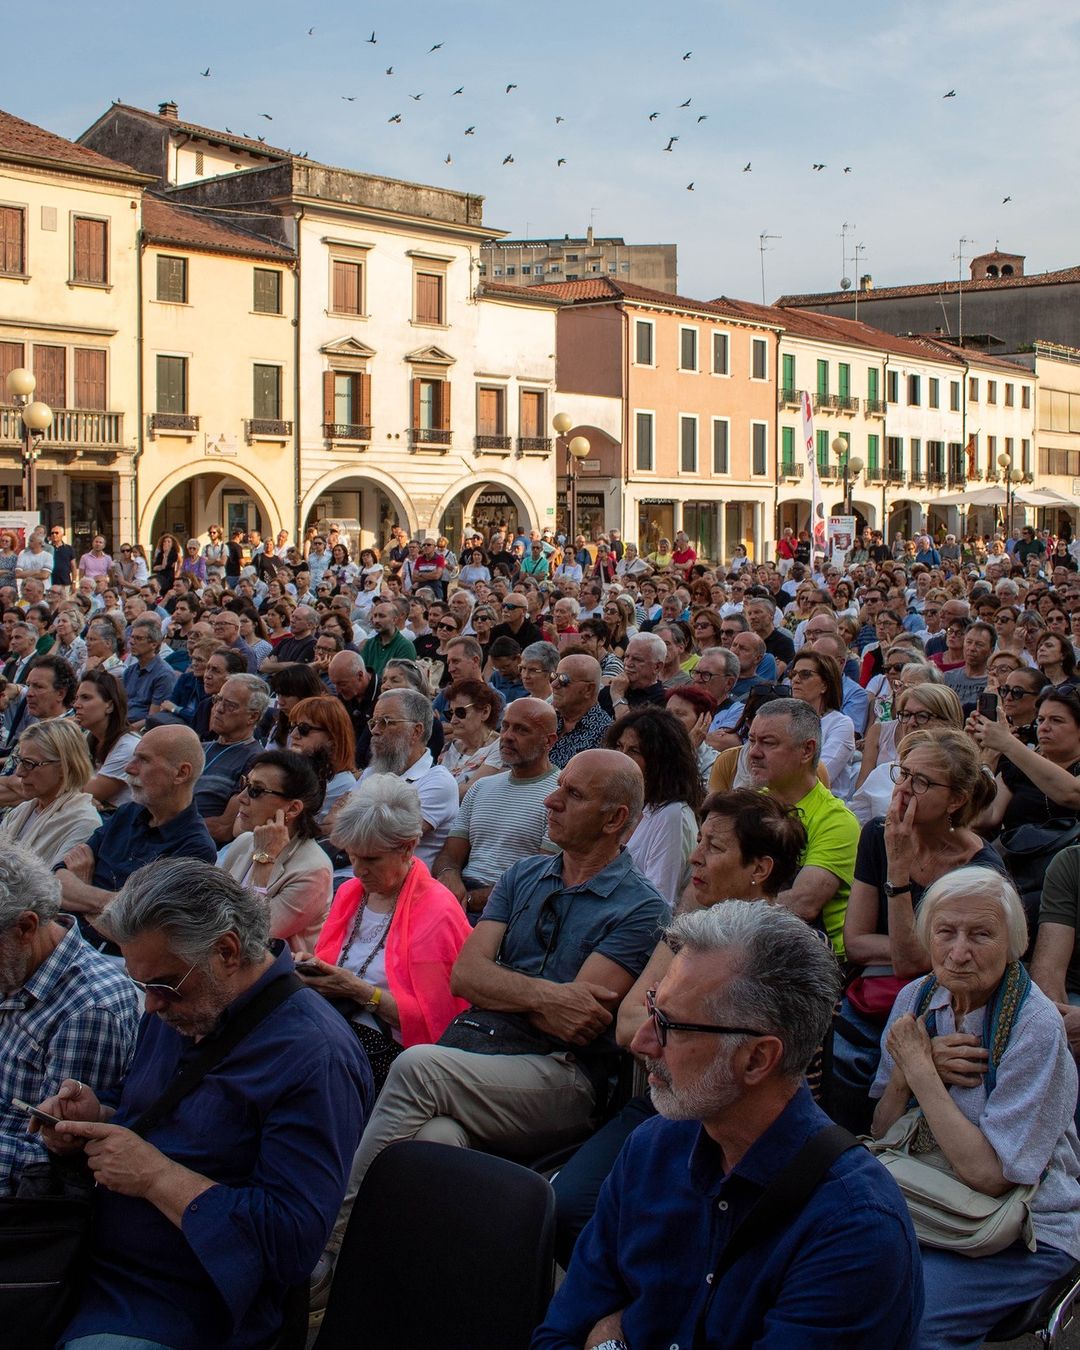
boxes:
[416,272,441,323]
[74,218,106,283]
[323,371,336,427]
[0,207,24,273]
[411,378,421,429]
[359,372,371,426]
[0,341,24,386]
[33,345,66,407]
[74,348,106,409]
[333,260,361,314]
[521,390,541,437]
[440,380,451,431]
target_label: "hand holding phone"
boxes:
[11,1096,62,1128]
[294,960,328,977]
[978,691,999,719]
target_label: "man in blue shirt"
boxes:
[39,858,372,1350]
[535,902,922,1350]
[122,616,178,729]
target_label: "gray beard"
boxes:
[646,1051,741,1121]
[370,741,412,776]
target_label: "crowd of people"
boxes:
[2,514,1080,1349]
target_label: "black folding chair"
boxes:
[313,1141,556,1350]
[985,1261,1080,1346]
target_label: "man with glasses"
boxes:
[194,674,270,844]
[121,617,178,731]
[492,591,543,649]
[38,858,371,1350]
[693,648,743,751]
[923,598,969,658]
[550,654,611,768]
[209,607,258,674]
[535,902,922,1350]
[47,525,76,591]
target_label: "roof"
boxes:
[484,236,632,249]
[107,103,294,162]
[476,281,563,307]
[512,276,782,327]
[141,196,293,261]
[778,264,1080,307]
[905,334,1030,375]
[0,106,152,184]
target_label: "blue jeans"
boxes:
[918,1240,1077,1348]
[63,1338,177,1349]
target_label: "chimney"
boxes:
[859,274,873,292]
[586,225,594,246]
[158,101,179,120]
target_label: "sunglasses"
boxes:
[291,722,321,737]
[237,775,289,800]
[437,622,458,632]
[645,989,765,1048]
[503,603,525,611]
[129,962,198,1004]
[448,704,476,719]
[1001,684,1035,700]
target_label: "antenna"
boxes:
[840,221,854,288]
[853,242,866,322]
[956,237,973,348]
[759,231,781,305]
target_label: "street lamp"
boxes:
[553,412,590,548]
[832,434,864,516]
[997,451,1023,538]
[5,368,53,513]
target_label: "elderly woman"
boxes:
[520,640,559,700]
[287,695,358,827]
[219,749,332,953]
[297,775,471,1088]
[851,683,963,825]
[871,868,1080,1347]
[0,718,102,867]
[53,609,87,674]
[655,621,696,690]
[438,678,503,798]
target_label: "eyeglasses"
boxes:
[644,989,765,1048]
[214,697,244,714]
[120,547,132,553]
[291,722,323,737]
[448,704,476,719]
[502,603,524,611]
[129,962,198,1004]
[237,775,289,800]
[788,668,818,682]
[370,715,413,731]
[436,622,458,632]
[889,763,950,795]
[692,669,721,682]
[11,754,59,771]
[896,709,935,727]
[551,672,589,687]
[1001,684,1034,700]
[884,663,908,675]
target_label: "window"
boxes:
[950,380,961,411]
[751,337,768,380]
[34,345,66,408]
[929,377,940,409]
[987,435,997,470]
[635,320,654,366]
[816,359,829,398]
[680,415,698,471]
[751,422,768,475]
[72,216,108,284]
[156,255,187,303]
[549,264,561,275]
[253,268,282,314]
[412,377,450,434]
[0,341,24,387]
[415,271,445,324]
[635,411,654,471]
[1005,382,1014,407]
[867,433,880,470]
[0,205,26,275]
[477,385,506,435]
[886,436,904,473]
[73,349,106,409]
[712,331,729,375]
[781,352,795,396]
[910,438,922,474]
[1022,385,1031,409]
[608,263,617,273]
[1022,438,1031,472]
[565,253,579,262]
[968,377,979,401]
[867,367,880,404]
[679,327,698,372]
[838,363,851,400]
[886,370,899,403]
[780,424,795,469]
[520,389,546,437]
[816,429,829,469]
[331,259,364,315]
[505,266,516,276]
[987,380,997,405]
[907,374,921,406]
[323,371,371,433]
[253,364,282,419]
[156,355,187,414]
[712,418,730,473]
[1005,436,1014,463]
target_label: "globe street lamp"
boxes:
[832,434,864,517]
[998,451,1023,538]
[5,368,53,513]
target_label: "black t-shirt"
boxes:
[868,545,891,563]
[51,545,76,585]
[413,633,440,661]
[226,541,244,575]
[492,618,543,650]
[1000,756,1080,831]
[274,633,315,664]
[765,628,795,666]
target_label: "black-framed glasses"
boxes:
[645,990,765,1048]
[448,704,475,719]
[889,763,950,795]
[291,722,321,737]
[237,775,290,800]
[436,622,458,632]
[896,709,935,727]
[1001,684,1035,700]
[11,754,59,771]
[129,962,197,1004]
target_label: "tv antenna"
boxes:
[759,231,781,305]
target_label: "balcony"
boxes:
[244,418,292,443]
[835,395,860,414]
[818,461,843,481]
[886,468,906,484]
[927,469,947,488]
[1,405,125,448]
[780,460,803,479]
[778,387,801,408]
[474,433,512,453]
[813,393,840,411]
[517,436,552,455]
[410,426,452,450]
[324,422,372,442]
[948,468,967,486]
[865,398,887,416]
[866,466,885,484]
[908,470,927,487]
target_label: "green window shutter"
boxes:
[253,364,281,418]
[838,363,850,399]
[867,367,879,402]
[816,359,829,398]
[867,434,879,470]
[253,269,282,314]
[781,424,795,467]
[816,429,829,468]
[712,420,729,473]
[781,352,795,395]
[156,355,186,413]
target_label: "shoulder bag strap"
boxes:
[128,972,304,1139]
[692,1123,860,1350]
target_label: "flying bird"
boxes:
[812,162,826,170]
[257,135,266,142]
[429,42,443,51]
[445,154,452,164]
[201,67,211,77]
[385,66,394,75]
[648,112,660,121]
[367,31,377,43]
[464,125,475,135]
[502,153,514,164]
[1002,195,1012,203]
[843,166,852,173]
[663,136,678,151]
[410,93,424,101]
[679,98,692,107]
[389,113,402,123]
[742,162,752,172]
[505,83,517,93]
[452,86,464,95]
[697,114,707,122]
[342,95,356,101]
[307,27,314,36]
[943,89,956,97]
[557,157,566,166]
[682,51,692,59]
[260,113,273,120]
[555,115,565,123]
[686,181,694,191]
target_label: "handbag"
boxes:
[995,816,1080,912]
[0,970,303,1350]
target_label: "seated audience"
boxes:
[75,668,140,808]
[287,695,359,828]
[550,653,612,768]
[0,719,102,869]
[262,661,326,751]
[600,632,666,716]
[194,673,269,843]
[665,682,718,792]
[850,683,964,825]
[438,678,504,798]
[788,650,856,799]
[121,617,177,729]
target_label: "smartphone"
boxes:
[978,692,998,718]
[11,1096,62,1127]
[294,961,328,977]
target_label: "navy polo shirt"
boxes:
[84,800,217,893]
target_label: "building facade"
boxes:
[480,229,677,294]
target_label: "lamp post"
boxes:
[832,434,864,517]
[5,368,53,514]
[553,412,590,550]
[997,451,1023,539]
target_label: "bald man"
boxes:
[550,653,612,769]
[56,725,216,952]
[328,649,375,756]
[434,696,560,916]
[491,592,544,649]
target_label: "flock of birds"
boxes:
[189,37,1013,204]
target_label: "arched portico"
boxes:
[300,468,415,549]
[432,472,541,543]
[141,463,282,548]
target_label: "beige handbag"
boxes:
[864,1108,1037,1258]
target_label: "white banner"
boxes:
[829,515,856,564]
[800,392,826,555]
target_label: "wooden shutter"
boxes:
[359,372,371,426]
[332,260,360,314]
[156,255,186,302]
[838,363,850,399]
[411,378,421,429]
[0,207,24,273]
[156,355,186,413]
[816,359,829,397]
[520,390,541,437]
[33,345,66,407]
[253,268,281,313]
[0,341,23,387]
[323,371,335,428]
[74,348,106,409]
[478,388,499,435]
[416,272,441,324]
[439,380,451,431]
[74,217,107,283]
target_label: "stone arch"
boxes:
[139,462,282,547]
[428,470,541,538]
[299,466,416,541]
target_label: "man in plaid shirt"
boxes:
[0,840,138,1194]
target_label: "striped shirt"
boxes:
[0,915,139,1193]
[451,767,559,887]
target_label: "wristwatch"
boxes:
[883,880,911,897]
[591,1341,629,1350]
[252,850,274,865]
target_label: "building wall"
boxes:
[481,240,677,293]
[555,308,624,398]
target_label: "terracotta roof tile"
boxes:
[0,106,150,181]
[113,103,294,161]
[519,276,781,326]
[141,196,293,260]
[778,265,1080,307]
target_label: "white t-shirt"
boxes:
[626,800,698,908]
[359,751,459,868]
[97,731,140,806]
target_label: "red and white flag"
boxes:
[800,391,826,555]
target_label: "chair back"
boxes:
[314,1140,556,1350]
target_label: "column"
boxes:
[752,501,765,562]
[716,501,726,566]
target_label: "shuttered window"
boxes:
[331,260,363,314]
[635,412,654,471]
[73,216,108,284]
[156,255,188,303]
[680,415,698,471]
[411,378,451,433]
[156,356,187,413]
[477,387,504,435]
[781,425,795,469]
[33,345,66,408]
[74,349,106,409]
[751,337,768,380]
[322,371,371,432]
[0,206,25,274]
[0,341,24,388]
[635,321,654,365]
[752,423,768,476]
[679,328,698,372]
[816,359,829,398]
[712,331,729,375]
[253,268,282,314]
[253,365,282,418]
[415,272,444,325]
[520,389,544,437]
[712,419,730,473]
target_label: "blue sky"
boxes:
[10,0,1080,301]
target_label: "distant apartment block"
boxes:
[480,228,677,293]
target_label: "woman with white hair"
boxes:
[0,718,101,867]
[295,774,471,1088]
[871,867,1080,1347]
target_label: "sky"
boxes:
[9,0,1080,302]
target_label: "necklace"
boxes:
[342,892,396,979]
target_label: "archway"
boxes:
[141,464,281,549]
[432,473,540,548]
[300,470,414,554]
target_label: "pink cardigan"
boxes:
[315,857,471,1047]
